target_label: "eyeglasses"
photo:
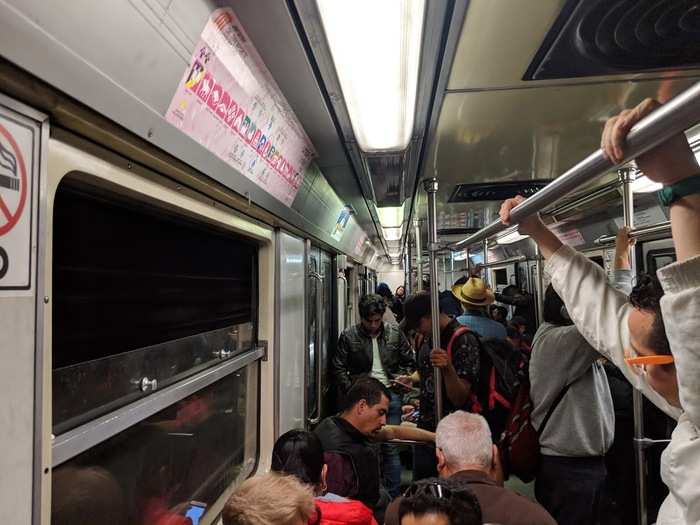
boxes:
[403,481,469,500]
[624,350,674,374]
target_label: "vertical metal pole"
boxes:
[621,167,646,525]
[482,238,490,285]
[415,219,423,292]
[424,178,444,422]
[404,245,412,296]
[534,244,545,328]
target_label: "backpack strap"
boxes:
[537,374,581,435]
[446,326,470,360]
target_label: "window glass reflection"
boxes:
[51,362,259,525]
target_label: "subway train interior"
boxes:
[0,1,699,524]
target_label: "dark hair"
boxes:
[403,292,433,329]
[271,430,324,486]
[510,315,526,327]
[359,294,386,320]
[506,325,519,339]
[629,273,671,356]
[453,275,468,287]
[501,284,520,298]
[543,284,572,326]
[399,477,482,525]
[341,377,391,412]
[376,283,393,299]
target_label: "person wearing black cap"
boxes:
[402,292,481,480]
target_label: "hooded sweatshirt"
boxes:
[311,493,378,525]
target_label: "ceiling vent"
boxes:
[524,0,700,80]
[364,152,407,207]
[448,181,549,203]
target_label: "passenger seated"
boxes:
[397,477,483,525]
[272,429,378,525]
[331,293,416,497]
[222,473,315,525]
[453,278,507,341]
[499,97,700,524]
[52,466,127,525]
[314,377,434,521]
[529,285,614,525]
[385,411,555,525]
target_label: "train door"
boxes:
[305,245,332,427]
[276,231,306,435]
[336,259,350,336]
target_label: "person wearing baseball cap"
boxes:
[402,292,481,480]
[453,278,507,341]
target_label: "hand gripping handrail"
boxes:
[450,81,700,249]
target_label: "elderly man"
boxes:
[385,411,555,525]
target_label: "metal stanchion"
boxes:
[415,219,423,292]
[424,178,443,421]
[621,167,648,525]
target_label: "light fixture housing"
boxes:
[316,0,425,152]
[496,228,530,245]
[382,226,402,241]
[377,204,405,228]
[453,250,469,261]
[630,174,663,193]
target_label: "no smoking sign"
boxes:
[0,114,35,292]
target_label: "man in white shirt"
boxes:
[499,97,700,524]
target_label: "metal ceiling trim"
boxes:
[444,72,700,94]
[291,0,454,262]
[406,0,472,254]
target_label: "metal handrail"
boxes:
[477,255,528,269]
[450,81,700,249]
[594,221,671,245]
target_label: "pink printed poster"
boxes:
[166,8,316,206]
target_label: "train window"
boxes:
[493,268,508,286]
[51,361,259,525]
[52,181,258,433]
[647,248,676,274]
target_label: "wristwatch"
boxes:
[656,174,700,207]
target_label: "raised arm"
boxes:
[604,98,700,428]
[611,227,634,295]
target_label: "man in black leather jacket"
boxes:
[330,293,416,497]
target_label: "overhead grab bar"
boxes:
[594,221,671,245]
[450,81,700,249]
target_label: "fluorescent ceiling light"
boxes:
[382,227,402,241]
[630,174,663,193]
[453,250,468,261]
[377,204,405,228]
[316,0,425,152]
[496,228,529,245]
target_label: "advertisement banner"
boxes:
[166,8,316,206]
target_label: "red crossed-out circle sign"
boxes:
[0,122,27,237]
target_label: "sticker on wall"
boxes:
[166,8,316,206]
[331,207,352,242]
[0,114,35,292]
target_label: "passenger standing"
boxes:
[402,292,481,480]
[495,286,536,336]
[385,411,556,525]
[375,283,398,324]
[330,294,416,497]
[453,277,507,341]
[529,285,615,524]
[392,285,406,322]
[314,378,435,522]
[499,97,700,524]
[272,430,378,525]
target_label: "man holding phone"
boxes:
[331,293,417,497]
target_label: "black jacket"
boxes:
[331,322,415,394]
[314,416,381,508]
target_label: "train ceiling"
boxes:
[415,0,700,247]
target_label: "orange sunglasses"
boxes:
[624,355,675,366]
